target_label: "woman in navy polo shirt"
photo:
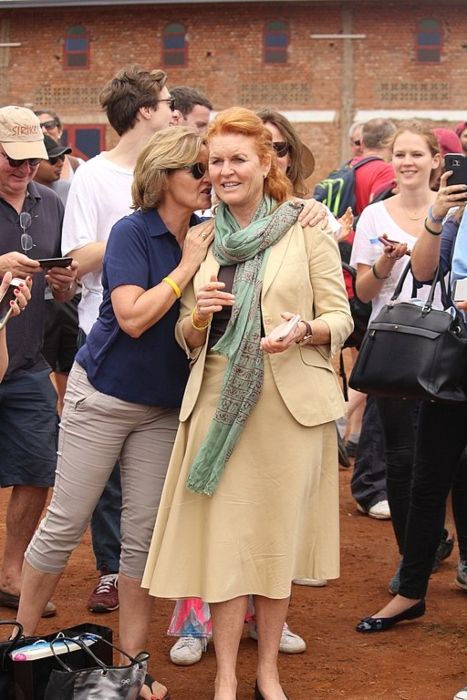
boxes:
[16,127,215,700]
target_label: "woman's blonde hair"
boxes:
[390,120,442,188]
[132,126,205,210]
[207,107,292,203]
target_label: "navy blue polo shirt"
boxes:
[77,209,200,407]
[0,181,63,378]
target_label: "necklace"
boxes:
[399,205,430,221]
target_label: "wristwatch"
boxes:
[298,320,313,344]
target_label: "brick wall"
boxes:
[0,2,466,184]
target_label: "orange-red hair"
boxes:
[207,107,292,204]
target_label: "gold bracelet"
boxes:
[191,307,210,331]
[162,276,181,299]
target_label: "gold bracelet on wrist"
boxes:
[191,307,211,331]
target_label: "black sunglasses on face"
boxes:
[39,120,58,131]
[159,97,176,111]
[273,141,290,158]
[183,162,207,180]
[2,152,41,168]
[49,155,66,165]
[353,139,361,147]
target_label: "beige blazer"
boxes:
[176,220,353,427]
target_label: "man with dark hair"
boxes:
[100,65,170,136]
[171,86,212,135]
[0,106,78,616]
[61,65,174,644]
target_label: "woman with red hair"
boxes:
[143,108,353,700]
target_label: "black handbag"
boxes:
[9,622,113,700]
[349,263,467,403]
[0,620,24,700]
[44,636,148,700]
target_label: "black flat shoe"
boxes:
[356,599,425,633]
[254,680,289,700]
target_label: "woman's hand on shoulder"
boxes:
[261,312,304,354]
[181,221,215,273]
[291,197,329,229]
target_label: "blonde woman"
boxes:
[16,127,214,700]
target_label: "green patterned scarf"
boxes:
[186,196,303,496]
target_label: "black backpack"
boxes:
[313,156,382,218]
[341,262,372,350]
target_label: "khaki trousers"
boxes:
[26,363,179,579]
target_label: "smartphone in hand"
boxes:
[445,154,467,188]
[38,257,73,269]
[0,277,22,330]
[268,314,301,342]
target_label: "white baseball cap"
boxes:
[0,106,48,160]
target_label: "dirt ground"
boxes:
[0,466,465,700]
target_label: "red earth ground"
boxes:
[0,467,465,700]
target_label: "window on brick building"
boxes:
[416,19,442,63]
[264,20,289,64]
[63,25,89,69]
[163,23,187,66]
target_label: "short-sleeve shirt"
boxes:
[61,153,134,335]
[77,209,200,407]
[0,182,63,378]
[351,157,396,216]
[350,200,441,321]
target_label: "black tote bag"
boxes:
[44,636,148,700]
[10,622,113,700]
[0,620,24,700]
[349,263,467,403]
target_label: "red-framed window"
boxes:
[263,20,289,64]
[163,23,187,66]
[416,19,442,63]
[63,25,90,69]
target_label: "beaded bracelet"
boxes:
[424,218,442,237]
[427,205,444,225]
[162,276,181,299]
[371,262,390,280]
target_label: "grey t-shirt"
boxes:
[0,181,64,377]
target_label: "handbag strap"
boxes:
[0,620,24,666]
[49,634,149,673]
[390,261,451,310]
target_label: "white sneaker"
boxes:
[248,621,306,654]
[357,499,391,520]
[169,636,206,666]
[293,578,327,587]
[453,687,467,700]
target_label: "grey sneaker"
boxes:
[455,560,467,591]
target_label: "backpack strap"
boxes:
[351,155,383,172]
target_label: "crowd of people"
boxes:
[0,63,466,700]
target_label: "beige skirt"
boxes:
[142,353,339,602]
